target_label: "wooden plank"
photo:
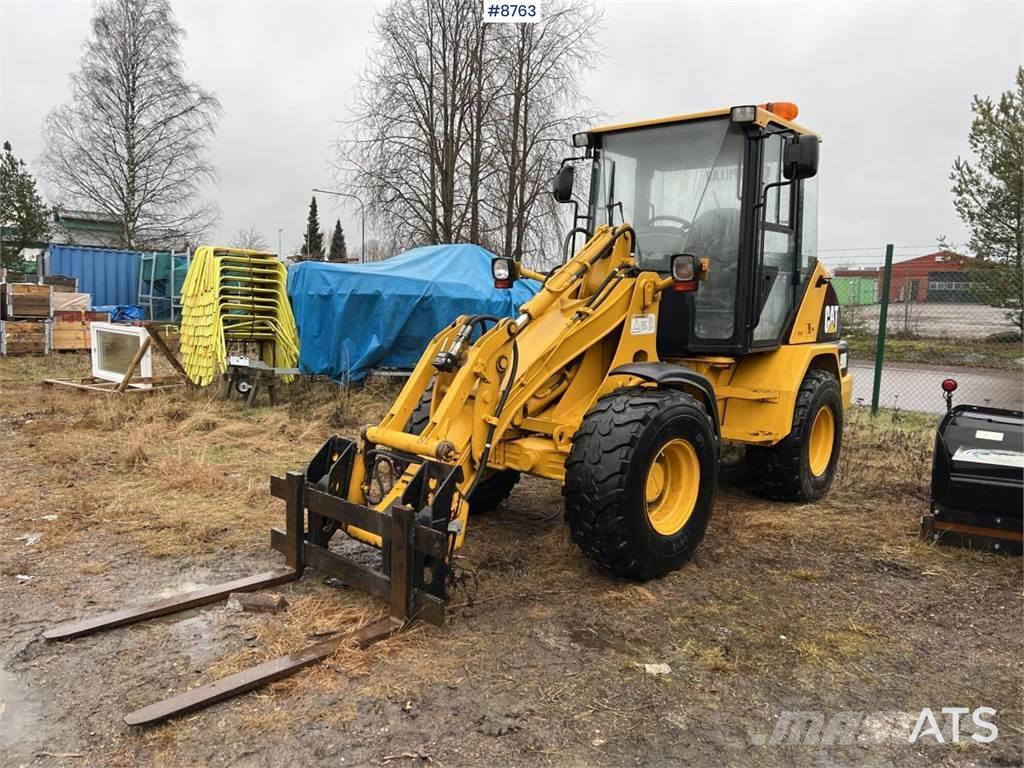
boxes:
[144,324,190,381]
[42,378,186,394]
[43,568,301,641]
[123,637,346,726]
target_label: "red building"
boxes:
[834,251,979,303]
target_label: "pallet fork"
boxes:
[43,436,453,725]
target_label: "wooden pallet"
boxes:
[43,375,185,394]
[42,324,189,394]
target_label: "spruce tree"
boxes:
[301,196,324,258]
[0,141,50,272]
[327,219,348,262]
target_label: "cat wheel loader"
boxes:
[45,102,852,725]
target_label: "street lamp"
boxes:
[277,227,283,260]
[312,188,365,263]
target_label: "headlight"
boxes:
[492,259,510,280]
[492,257,513,288]
[730,105,757,123]
[671,254,695,281]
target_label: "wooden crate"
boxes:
[0,320,51,355]
[43,275,79,293]
[1,283,53,319]
[54,310,109,323]
[52,322,92,351]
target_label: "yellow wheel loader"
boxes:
[44,102,853,725]
[322,100,852,581]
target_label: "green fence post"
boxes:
[871,244,894,415]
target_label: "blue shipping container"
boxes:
[47,245,142,307]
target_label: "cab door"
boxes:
[750,130,817,348]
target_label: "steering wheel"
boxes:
[647,214,691,230]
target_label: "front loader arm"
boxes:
[346,223,663,552]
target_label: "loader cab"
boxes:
[580,104,821,357]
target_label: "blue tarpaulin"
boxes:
[288,244,540,381]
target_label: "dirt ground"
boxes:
[1,353,1021,768]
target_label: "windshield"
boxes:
[590,117,746,340]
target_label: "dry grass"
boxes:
[0,354,402,562]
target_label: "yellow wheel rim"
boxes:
[808,406,835,477]
[644,438,700,536]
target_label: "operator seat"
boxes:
[656,207,741,355]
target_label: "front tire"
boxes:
[563,387,718,580]
[745,368,843,502]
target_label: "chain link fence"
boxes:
[832,246,1022,415]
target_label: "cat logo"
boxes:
[823,304,840,335]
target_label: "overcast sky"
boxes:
[1,0,1021,266]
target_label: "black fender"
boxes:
[609,362,720,436]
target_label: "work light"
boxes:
[572,132,591,148]
[730,105,757,123]
[670,254,698,292]
[492,257,513,289]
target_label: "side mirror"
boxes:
[552,164,575,203]
[783,134,819,180]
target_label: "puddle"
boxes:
[568,626,648,654]
[156,579,208,598]
[568,626,617,651]
[0,667,38,749]
[162,611,227,668]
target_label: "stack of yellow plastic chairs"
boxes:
[179,246,300,386]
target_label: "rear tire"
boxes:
[407,387,519,513]
[745,368,843,502]
[563,387,718,580]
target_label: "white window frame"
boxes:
[90,322,152,384]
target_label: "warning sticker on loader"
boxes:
[630,314,656,335]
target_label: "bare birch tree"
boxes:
[337,0,601,267]
[231,226,270,251]
[41,0,221,249]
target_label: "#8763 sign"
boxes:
[484,2,542,22]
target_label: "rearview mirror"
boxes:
[783,134,819,180]
[552,164,575,203]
